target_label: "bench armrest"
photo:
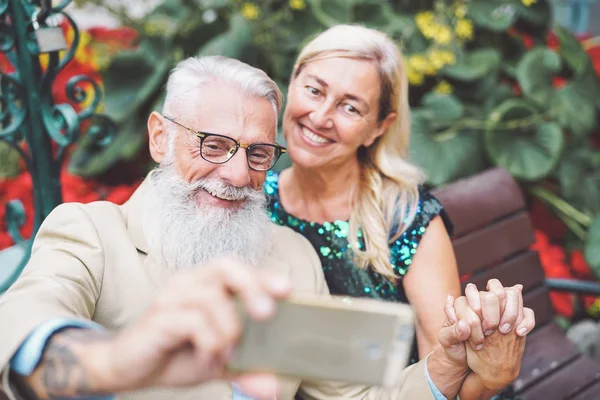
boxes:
[545,278,600,296]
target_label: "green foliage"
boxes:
[67,0,600,272]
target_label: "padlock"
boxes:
[32,11,68,54]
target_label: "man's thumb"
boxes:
[439,319,471,348]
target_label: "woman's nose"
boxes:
[309,105,334,129]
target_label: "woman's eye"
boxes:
[305,86,321,96]
[344,104,359,115]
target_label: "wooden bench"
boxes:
[433,168,600,399]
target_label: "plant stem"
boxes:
[529,185,593,228]
[432,111,552,136]
[555,207,588,241]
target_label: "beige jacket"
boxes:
[0,177,434,400]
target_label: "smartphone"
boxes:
[227,294,415,387]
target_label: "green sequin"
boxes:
[264,171,453,365]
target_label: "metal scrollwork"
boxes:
[0,0,117,293]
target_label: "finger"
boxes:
[514,284,525,328]
[516,307,536,336]
[499,287,520,334]
[209,257,290,320]
[455,296,485,350]
[486,279,507,314]
[233,373,279,400]
[439,319,471,347]
[444,295,458,325]
[465,283,482,319]
[479,291,500,335]
[151,310,219,359]
[183,289,241,349]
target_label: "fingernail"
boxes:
[518,327,528,336]
[476,344,484,351]
[446,295,453,303]
[516,284,523,291]
[500,323,512,333]
[485,330,494,336]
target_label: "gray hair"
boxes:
[162,55,283,130]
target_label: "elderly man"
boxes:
[0,56,533,400]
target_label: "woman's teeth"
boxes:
[301,126,330,144]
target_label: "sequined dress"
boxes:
[264,170,453,304]
[264,171,520,400]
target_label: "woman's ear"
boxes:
[148,112,169,164]
[363,112,397,147]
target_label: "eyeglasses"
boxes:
[164,116,286,171]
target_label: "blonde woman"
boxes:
[264,24,519,399]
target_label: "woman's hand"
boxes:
[446,279,536,391]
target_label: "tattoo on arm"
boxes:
[16,328,114,400]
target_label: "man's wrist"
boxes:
[427,349,470,399]
[83,336,120,394]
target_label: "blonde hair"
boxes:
[291,25,426,280]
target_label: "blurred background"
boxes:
[2,0,600,350]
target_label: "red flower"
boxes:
[570,250,593,279]
[105,184,141,205]
[87,26,138,48]
[531,230,575,317]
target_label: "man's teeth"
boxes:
[302,127,330,144]
[207,189,241,201]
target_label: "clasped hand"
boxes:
[440,279,536,391]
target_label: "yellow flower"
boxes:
[521,0,537,6]
[433,80,453,94]
[289,0,305,10]
[415,11,434,27]
[428,52,442,70]
[455,19,473,40]
[415,11,436,37]
[241,2,260,20]
[407,67,424,85]
[455,5,467,18]
[434,25,453,45]
[408,54,436,76]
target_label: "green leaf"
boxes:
[468,2,518,31]
[515,47,561,107]
[442,49,501,82]
[483,83,515,114]
[352,1,392,26]
[196,14,252,58]
[552,82,597,138]
[514,0,551,30]
[585,216,600,278]
[102,39,172,124]
[306,0,354,26]
[553,24,590,76]
[421,93,464,122]
[409,111,485,186]
[558,148,600,215]
[485,99,564,181]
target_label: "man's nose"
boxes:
[309,104,334,129]
[218,149,252,188]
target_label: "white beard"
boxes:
[142,161,274,271]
